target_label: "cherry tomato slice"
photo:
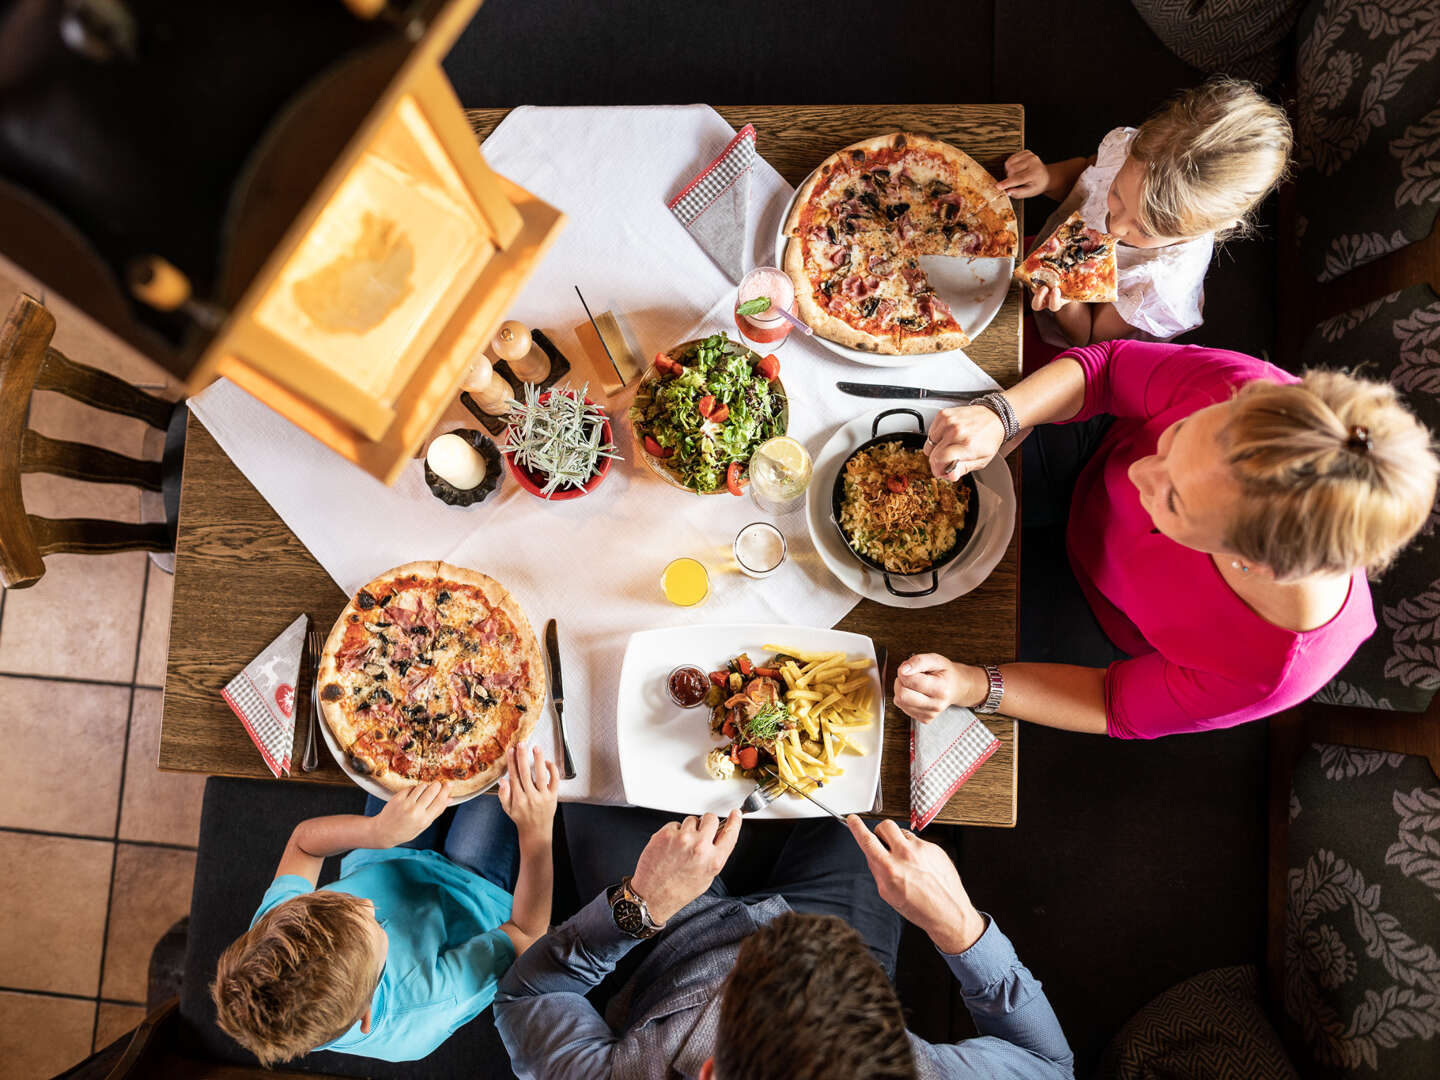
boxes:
[698,394,716,419]
[643,435,673,459]
[722,718,737,740]
[756,353,780,381]
[736,654,754,676]
[708,403,730,423]
[726,461,745,496]
[885,475,908,493]
[653,352,678,375]
[709,670,729,686]
[737,747,760,770]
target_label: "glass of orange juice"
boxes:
[661,557,709,606]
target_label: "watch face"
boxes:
[614,899,644,934]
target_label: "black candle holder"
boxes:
[423,429,503,507]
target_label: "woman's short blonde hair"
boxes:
[1221,370,1438,582]
[1129,76,1293,240]
[212,891,378,1067]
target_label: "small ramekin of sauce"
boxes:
[667,665,709,708]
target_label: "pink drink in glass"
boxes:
[734,266,796,346]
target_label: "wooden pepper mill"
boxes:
[491,320,550,383]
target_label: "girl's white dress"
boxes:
[1032,127,1213,347]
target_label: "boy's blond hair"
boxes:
[1221,370,1439,583]
[212,891,379,1067]
[1129,76,1293,240]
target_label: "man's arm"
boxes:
[847,818,1075,1076]
[273,782,451,886]
[495,811,742,1080]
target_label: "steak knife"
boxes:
[837,382,988,402]
[543,619,577,780]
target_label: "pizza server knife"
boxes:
[837,382,989,401]
[543,619,577,780]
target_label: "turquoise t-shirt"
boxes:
[251,847,516,1062]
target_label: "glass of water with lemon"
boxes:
[749,435,812,515]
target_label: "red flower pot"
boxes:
[504,394,614,501]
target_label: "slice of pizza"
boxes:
[1014,212,1118,303]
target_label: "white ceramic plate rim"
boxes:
[772,171,1013,368]
[616,623,883,818]
[804,408,1016,609]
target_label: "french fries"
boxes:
[760,644,878,797]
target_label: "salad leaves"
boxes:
[630,334,785,493]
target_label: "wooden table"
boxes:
[161,104,1024,826]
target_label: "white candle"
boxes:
[427,434,486,490]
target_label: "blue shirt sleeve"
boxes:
[911,916,1075,1078]
[250,875,313,928]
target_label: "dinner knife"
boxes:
[765,767,846,821]
[543,619,577,780]
[836,381,988,402]
[870,643,888,815]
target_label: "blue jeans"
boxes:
[363,794,520,893]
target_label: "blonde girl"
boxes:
[1001,77,1293,350]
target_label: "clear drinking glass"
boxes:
[734,266,797,352]
[661,557,710,606]
[749,436,813,515]
[733,522,787,578]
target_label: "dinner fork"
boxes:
[302,629,324,772]
[740,775,787,814]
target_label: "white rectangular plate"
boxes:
[616,623,882,819]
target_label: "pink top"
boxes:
[1061,340,1375,738]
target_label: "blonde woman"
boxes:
[1001,77,1292,355]
[900,340,1438,738]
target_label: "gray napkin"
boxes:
[911,706,999,831]
[668,123,756,283]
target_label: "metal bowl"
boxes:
[830,408,979,599]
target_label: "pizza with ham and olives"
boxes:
[1013,211,1119,303]
[318,561,544,797]
[783,131,1018,354]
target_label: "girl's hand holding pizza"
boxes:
[499,742,559,849]
[997,150,1049,198]
[1029,283,1075,313]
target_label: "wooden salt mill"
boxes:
[490,320,550,383]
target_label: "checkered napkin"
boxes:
[668,123,756,283]
[222,614,307,777]
[910,706,1000,831]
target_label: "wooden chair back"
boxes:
[0,292,176,588]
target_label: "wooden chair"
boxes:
[0,292,183,589]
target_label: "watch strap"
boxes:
[609,876,662,939]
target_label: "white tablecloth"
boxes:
[189,105,999,804]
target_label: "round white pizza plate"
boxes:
[772,176,1014,369]
[318,711,491,805]
[805,407,1015,609]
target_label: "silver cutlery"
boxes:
[871,643,888,815]
[543,619,577,780]
[303,628,324,772]
[836,381,988,402]
[749,768,847,820]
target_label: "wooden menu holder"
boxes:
[187,1,564,484]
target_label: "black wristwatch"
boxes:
[608,876,663,939]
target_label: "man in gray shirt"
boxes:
[494,807,1074,1079]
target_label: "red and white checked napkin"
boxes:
[910,706,1000,831]
[222,613,308,777]
[668,123,756,283]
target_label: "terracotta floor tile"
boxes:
[0,990,96,1080]
[135,565,174,688]
[0,676,129,835]
[120,689,204,846]
[94,1001,146,1052]
[101,844,196,1001]
[0,550,147,681]
[0,257,177,390]
[0,832,112,994]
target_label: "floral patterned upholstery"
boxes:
[1293,0,1440,284]
[1301,283,1440,712]
[1285,742,1440,1076]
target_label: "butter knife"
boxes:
[543,619,577,780]
[837,381,988,401]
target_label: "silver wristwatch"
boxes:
[973,392,1020,442]
[974,664,1005,714]
[608,876,663,939]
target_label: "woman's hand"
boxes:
[499,743,559,851]
[997,150,1049,199]
[371,781,451,847]
[926,405,1006,480]
[894,654,986,723]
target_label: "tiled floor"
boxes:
[0,260,200,1079]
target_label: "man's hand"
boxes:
[847,816,987,954]
[499,742,559,851]
[997,150,1049,199]
[894,653,986,723]
[630,811,741,924]
[370,781,450,848]
[926,405,1006,480]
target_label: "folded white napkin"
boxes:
[222,614,307,777]
[910,706,999,831]
[668,123,756,283]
